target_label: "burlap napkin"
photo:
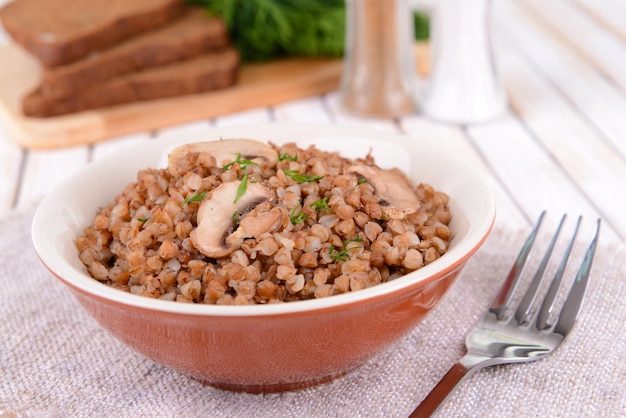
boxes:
[1,206,625,418]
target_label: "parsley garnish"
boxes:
[278,152,298,162]
[289,206,308,225]
[329,246,350,262]
[357,178,368,185]
[232,211,240,224]
[284,169,324,183]
[344,237,363,245]
[310,197,330,212]
[137,217,149,222]
[222,153,257,171]
[181,191,207,207]
[329,241,362,262]
[197,0,346,62]
[234,174,249,204]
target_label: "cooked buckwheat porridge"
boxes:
[75,139,452,304]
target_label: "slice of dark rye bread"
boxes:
[0,0,184,67]
[39,8,229,99]
[23,48,240,118]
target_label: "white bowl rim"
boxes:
[32,122,496,317]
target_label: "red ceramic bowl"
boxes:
[32,123,495,393]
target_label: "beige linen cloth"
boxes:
[1,206,625,418]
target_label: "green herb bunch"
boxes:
[186,0,429,62]
[187,0,345,61]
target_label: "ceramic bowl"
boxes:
[32,123,495,393]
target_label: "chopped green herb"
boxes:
[329,246,348,262]
[187,0,346,62]
[232,211,240,224]
[310,197,330,212]
[357,178,368,185]
[284,169,324,183]
[328,246,344,262]
[344,237,363,245]
[329,242,361,262]
[222,153,258,171]
[181,191,207,207]
[278,152,298,161]
[234,174,249,204]
[289,206,309,225]
[137,217,149,222]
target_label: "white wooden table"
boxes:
[1,0,624,247]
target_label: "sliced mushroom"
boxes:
[190,181,281,258]
[238,206,283,238]
[347,164,421,220]
[168,138,278,176]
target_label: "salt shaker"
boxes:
[421,0,508,123]
[339,0,417,118]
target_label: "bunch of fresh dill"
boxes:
[186,0,429,62]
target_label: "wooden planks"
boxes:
[0,130,22,210]
[573,0,626,43]
[520,0,626,91]
[492,0,626,242]
[16,146,90,210]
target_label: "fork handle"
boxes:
[409,362,470,418]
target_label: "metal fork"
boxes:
[409,212,601,417]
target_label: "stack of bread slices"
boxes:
[0,0,239,117]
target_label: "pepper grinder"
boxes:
[339,0,417,118]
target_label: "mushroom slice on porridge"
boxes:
[346,164,421,220]
[168,138,278,176]
[190,180,282,258]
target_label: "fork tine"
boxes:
[553,218,601,336]
[490,211,545,319]
[535,215,582,329]
[514,214,567,325]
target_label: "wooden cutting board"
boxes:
[0,43,429,150]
